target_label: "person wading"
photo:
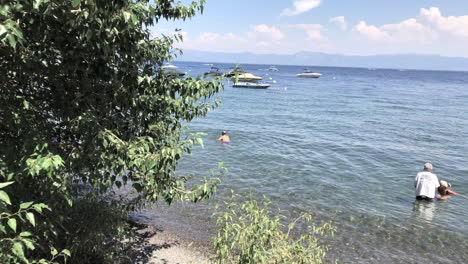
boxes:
[414,163,440,202]
[216,130,230,144]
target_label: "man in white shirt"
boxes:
[414,163,440,201]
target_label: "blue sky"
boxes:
[154,0,468,57]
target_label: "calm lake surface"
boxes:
[138,62,468,263]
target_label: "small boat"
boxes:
[268,66,279,71]
[162,63,185,77]
[162,63,177,69]
[296,69,322,78]
[224,66,246,77]
[204,66,223,77]
[232,82,270,89]
[165,69,186,77]
[232,72,263,82]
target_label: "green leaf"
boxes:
[20,201,34,209]
[123,11,131,22]
[23,239,36,250]
[65,196,73,207]
[0,191,11,205]
[0,25,6,37]
[8,218,17,232]
[34,0,49,10]
[50,247,58,256]
[20,231,33,237]
[12,242,25,259]
[0,181,14,189]
[7,34,16,48]
[71,0,80,8]
[26,212,35,226]
[196,138,204,148]
[61,249,71,257]
[32,203,50,213]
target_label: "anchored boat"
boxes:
[296,69,322,78]
[162,64,186,77]
[204,66,223,77]
[233,72,263,82]
[224,66,246,77]
[268,66,279,71]
[232,82,270,89]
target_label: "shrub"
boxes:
[212,195,335,264]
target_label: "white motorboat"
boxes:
[161,63,185,77]
[268,66,279,71]
[231,72,263,82]
[232,82,270,89]
[296,69,322,78]
[224,66,246,77]
[161,63,178,70]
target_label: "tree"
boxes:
[0,0,222,262]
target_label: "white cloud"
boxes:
[247,24,285,41]
[353,7,468,44]
[330,16,347,30]
[198,32,221,42]
[354,21,392,42]
[291,24,326,40]
[381,18,437,42]
[354,18,437,43]
[419,7,468,38]
[281,0,322,16]
[175,23,334,54]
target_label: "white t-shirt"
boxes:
[414,171,440,198]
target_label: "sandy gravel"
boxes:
[129,223,213,264]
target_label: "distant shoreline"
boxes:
[176,60,468,73]
[174,50,468,72]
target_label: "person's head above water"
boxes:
[222,130,227,135]
[440,180,451,188]
[423,163,433,171]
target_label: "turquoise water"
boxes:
[146,63,468,263]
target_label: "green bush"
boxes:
[212,194,335,264]
[0,180,65,264]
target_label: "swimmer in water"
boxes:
[437,180,462,200]
[216,131,230,144]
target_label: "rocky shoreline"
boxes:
[129,202,216,263]
[128,222,212,264]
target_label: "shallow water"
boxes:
[142,63,468,263]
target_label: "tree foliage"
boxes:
[0,0,222,262]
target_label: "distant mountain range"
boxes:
[176,50,468,71]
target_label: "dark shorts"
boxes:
[416,196,436,202]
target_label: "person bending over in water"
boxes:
[414,163,439,202]
[437,180,461,200]
[216,131,230,144]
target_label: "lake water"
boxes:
[139,62,468,263]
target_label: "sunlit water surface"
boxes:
[137,62,468,263]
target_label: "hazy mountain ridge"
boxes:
[176,50,468,71]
